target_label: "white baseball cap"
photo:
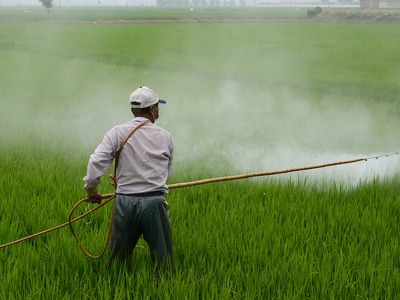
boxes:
[129,86,166,109]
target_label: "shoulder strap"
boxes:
[111,119,150,189]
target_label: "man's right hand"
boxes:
[85,186,102,204]
[86,193,103,204]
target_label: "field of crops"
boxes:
[0,6,309,21]
[1,7,400,299]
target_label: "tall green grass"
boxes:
[1,147,400,298]
[1,9,400,298]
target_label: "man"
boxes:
[83,86,174,270]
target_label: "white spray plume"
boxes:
[1,24,399,188]
[157,80,400,186]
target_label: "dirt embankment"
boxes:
[310,9,400,23]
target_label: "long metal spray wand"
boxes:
[99,150,400,199]
[0,151,399,251]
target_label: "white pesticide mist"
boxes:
[157,79,400,186]
[1,23,399,188]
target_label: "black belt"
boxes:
[117,191,164,197]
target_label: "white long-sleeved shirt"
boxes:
[83,117,173,195]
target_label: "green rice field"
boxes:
[0,6,308,21]
[1,7,400,299]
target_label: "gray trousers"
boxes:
[108,194,174,268]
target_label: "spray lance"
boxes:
[1,146,399,257]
